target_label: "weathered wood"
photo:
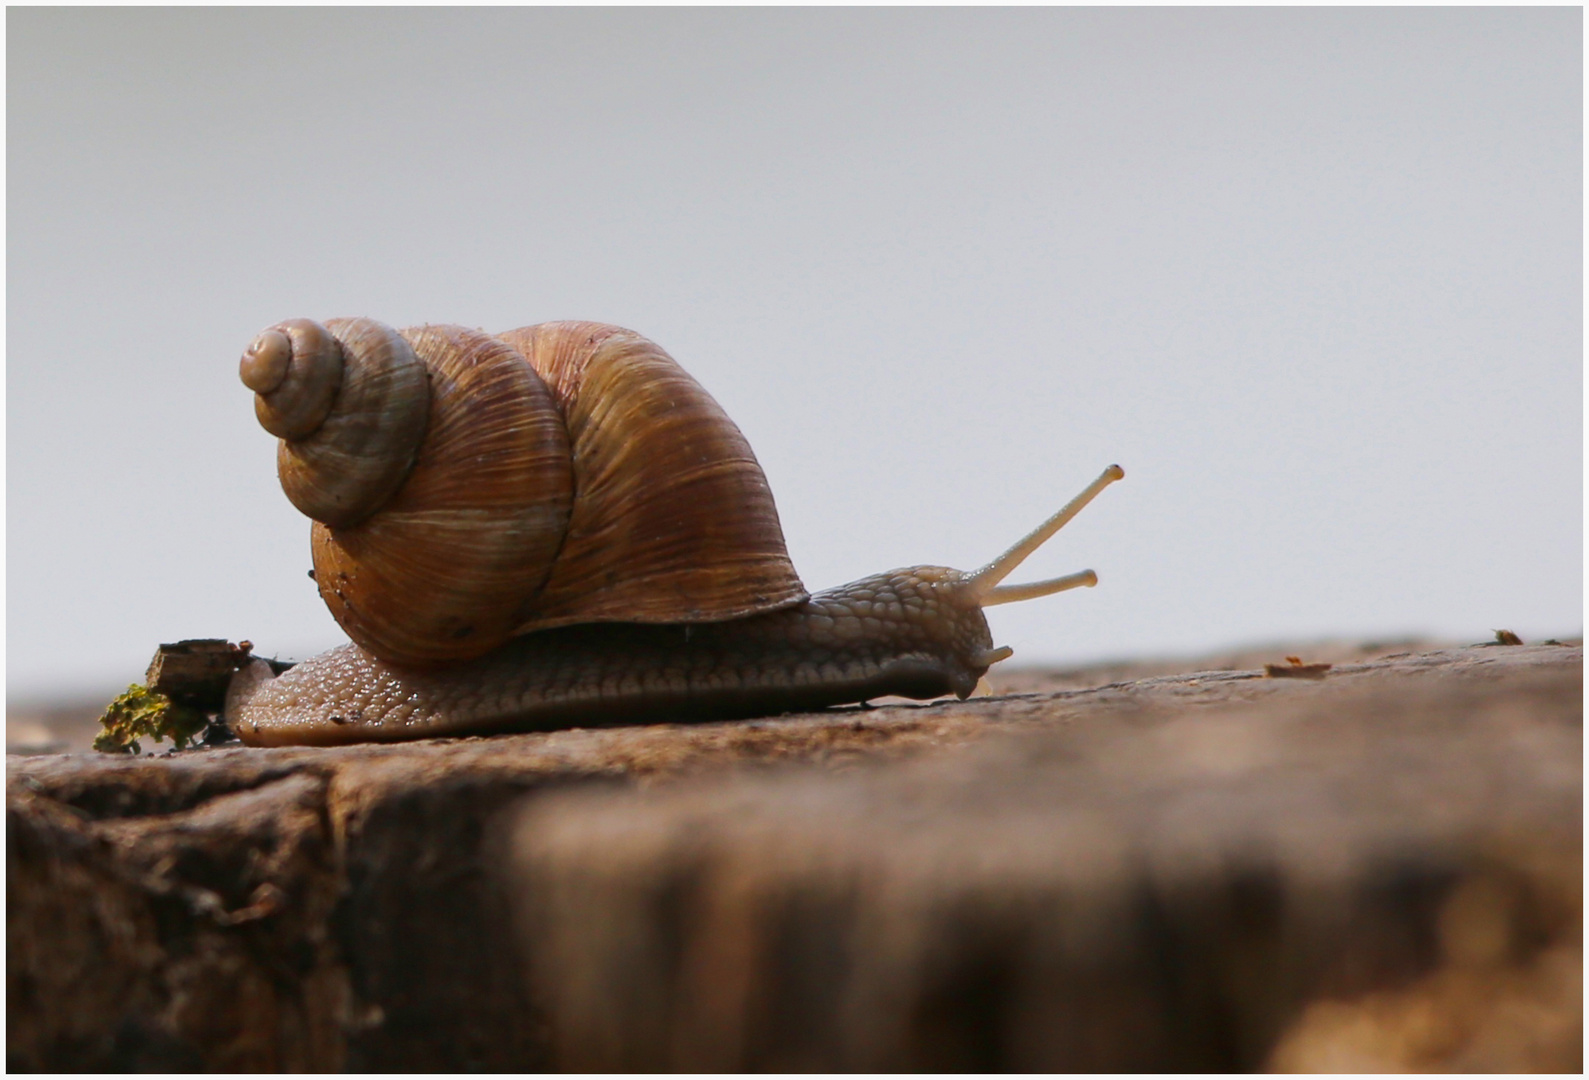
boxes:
[6,644,1581,1071]
[507,658,1581,1070]
[144,639,244,705]
[143,638,292,711]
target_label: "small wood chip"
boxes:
[1265,657,1333,680]
[145,639,256,709]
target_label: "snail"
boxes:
[226,318,1124,747]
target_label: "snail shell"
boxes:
[241,318,807,665]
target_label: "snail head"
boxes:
[941,463,1127,676]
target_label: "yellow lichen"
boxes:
[93,684,209,755]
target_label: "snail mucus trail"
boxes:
[226,317,1124,747]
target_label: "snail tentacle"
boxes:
[968,464,1124,605]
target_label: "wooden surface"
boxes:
[7,643,1581,1070]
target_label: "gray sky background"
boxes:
[7,7,1582,702]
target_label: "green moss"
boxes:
[94,684,210,755]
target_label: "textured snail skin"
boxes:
[226,567,1000,747]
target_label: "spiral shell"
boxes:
[242,318,343,441]
[241,317,808,665]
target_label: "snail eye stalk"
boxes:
[967,464,1124,608]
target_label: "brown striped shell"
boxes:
[239,317,808,665]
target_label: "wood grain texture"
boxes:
[8,643,1580,1071]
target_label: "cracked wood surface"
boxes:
[7,643,1581,1070]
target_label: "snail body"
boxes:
[229,317,1123,747]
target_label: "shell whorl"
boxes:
[264,318,431,528]
[243,319,344,441]
[309,324,575,664]
[242,316,808,667]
